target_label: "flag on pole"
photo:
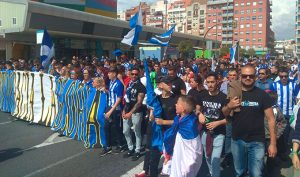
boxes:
[121,4,143,46]
[149,25,176,46]
[40,29,54,70]
[230,41,239,64]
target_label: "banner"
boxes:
[51,78,107,148]
[13,71,57,126]
[0,71,15,113]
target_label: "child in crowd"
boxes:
[163,95,202,177]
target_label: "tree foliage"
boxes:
[219,46,230,57]
[178,40,193,58]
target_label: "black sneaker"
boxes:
[132,152,141,161]
[112,146,122,154]
[100,148,112,157]
[123,150,135,158]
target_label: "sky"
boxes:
[118,0,296,40]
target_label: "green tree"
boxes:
[239,48,247,57]
[247,48,256,58]
[178,40,193,58]
[219,46,230,57]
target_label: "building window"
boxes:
[252,24,256,27]
[240,24,244,28]
[258,23,262,27]
[252,30,256,34]
[258,15,263,20]
[208,20,211,23]
[258,45,262,48]
[241,10,244,14]
[253,9,257,13]
[235,3,239,6]
[246,10,251,14]
[246,16,250,21]
[253,2,257,6]
[246,2,251,6]
[240,38,244,42]
[259,8,263,12]
[258,1,263,5]
[241,3,244,6]
[240,31,244,35]
[240,17,244,21]
[200,10,204,15]
[235,10,239,14]
[188,11,192,16]
[252,38,256,42]
[258,30,262,34]
[12,17,17,25]
[258,38,262,42]
[246,31,250,35]
[246,39,250,42]
[252,16,256,20]
[235,17,239,21]
[234,32,238,35]
[246,24,250,28]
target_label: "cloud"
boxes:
[118,0,157,11]
[271,0,295,40]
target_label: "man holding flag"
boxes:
[40,28,55,72]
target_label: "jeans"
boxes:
[224,122,232,155]
[231,139,265,177]
[104,110,122,148]
[201,131,225,177]
[123,112,143,153]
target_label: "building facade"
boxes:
[186,0,207,36]
[296,0,300,58]
[206,0,274,55]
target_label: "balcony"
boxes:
[208,0,233,5]
[222,41,233,44]
[222,13,234,17]
[222,33,233,37]
[222,5,234,10]
[222,20,233,24]
[222,27,233,31]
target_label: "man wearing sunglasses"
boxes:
[223,64,277,177]
[271,67,300,161]
[255,68,273,91]
[122,67,146,161]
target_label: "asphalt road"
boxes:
[0,111,296,177]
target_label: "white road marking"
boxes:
[23,150,90,177]
[0,121,12,125]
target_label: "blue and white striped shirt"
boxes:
[108,79,124,110]
[272,81,299,116]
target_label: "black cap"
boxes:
[156,76,171,84]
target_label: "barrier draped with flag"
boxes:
[0,71,107,148]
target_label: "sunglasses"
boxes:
[241,74,255,79]
[131,73,139,76]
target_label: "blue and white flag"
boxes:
[149,25,176,46]
[230,41,239,64]
[40,29,54,70]
[121,4,143,46]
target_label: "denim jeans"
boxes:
[231,139,265,177]
[224,122,232,155]
[123,112,143,153]
[201,131,225,177]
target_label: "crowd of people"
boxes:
[1,55,300,177]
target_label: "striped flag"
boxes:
[40,29,54,71]
[121,4,143,46]
[149,25,176,46]
[230,41,239,64]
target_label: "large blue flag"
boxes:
[149,25,176,46]
[144,61,163,151]
[121,4,143,46]
[40,29,54,71]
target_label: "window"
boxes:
[246,39,250,42]
[208,14,211,17]
[246,24,250,28]
[258,38,262,42]
[258,30,262,34]
[258,1,263,5]
[208,20,211,23]
[258,15,263,20]
[259,8,263,12]
[253,2,257,6]
[235,10,239,14]
[240,17,244,21]
[218,12,222,16]
[240,38,244,42]
[253,9,257,13]
[252,30,256,34]
[235,3,239,6]
[252,16,256,20]
[240,31,244,35]
[240,24,244,28]
[12,17,17,25]
[200,10,204,15]
[241,3,245,6]
[258,45,262,48]
[200,19,205,23]
[258,23,262,27]
[252,38,256,42]
[252,24,256,27]
[246,2,251,6]
[241,10,244,14]
[246,10,250,14]
[246,31,250,35]
[234,32,238,35]
[235,17,239,21]
[188,11,192,16]
[246,16,250,21]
